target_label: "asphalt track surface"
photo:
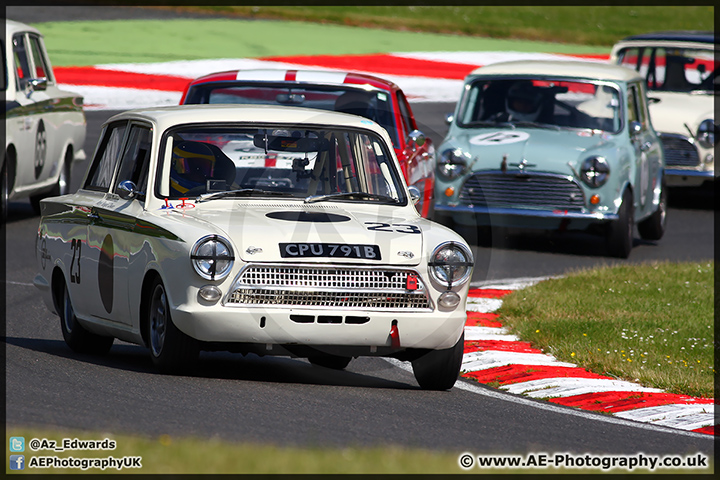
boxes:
[4,5,715,466]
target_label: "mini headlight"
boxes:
[428,241,474,288]
[438,148,470,180]
[696,119,716,149]
[580,156,610,188]
[191,235,234,281]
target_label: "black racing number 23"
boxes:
[70,239,81,284]
[365,222,421,234]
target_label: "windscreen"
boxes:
[156,125,406,205]
[457,78,622,133]
[183,84,399,146]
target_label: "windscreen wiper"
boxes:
[304,192,398,204]
[196,189,293,203]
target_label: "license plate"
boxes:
[280,243,381,260]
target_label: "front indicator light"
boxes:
[445,187,455,197]
[199,285,222,303]
[438,291,461,308]
[590,195,600,205]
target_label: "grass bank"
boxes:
[162,6,713,47]
[498,261,715,398]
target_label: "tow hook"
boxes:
[390,320,400,349]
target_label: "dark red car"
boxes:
[180,69,435,217]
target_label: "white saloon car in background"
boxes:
[611,31,716,187]
[3,19,86,219]
[34,105,474,391]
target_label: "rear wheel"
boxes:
[308,354,352,370]
[411,333,464,391]
[59,280,114,355]
[30,150,72,215]
[146,277,199,374]
[605,189,634,258]
[637,184,667,241]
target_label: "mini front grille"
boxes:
[226,265,432,311]
[659,134,700,167]
[459,172,585,210]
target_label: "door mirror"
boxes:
[117,180,138,200]
[408,185,422,205]
[630,120,642,136]
[408,130,426,149]
[26,77,48,97]
[445,113,454,125]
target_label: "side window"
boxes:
[113,124,152,200]
[626,85,644,131]
[618,47,641,72]
[12,33,31,90]
[396,91,415,137]
[633,83,650,130]
[85,122,128,191]
[28,35,52,82]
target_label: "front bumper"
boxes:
[665,169,715,187]
[170,304,466,351]
[434,204,618,229]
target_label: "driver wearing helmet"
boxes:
[506,81,544,121]
[169,141,217,196]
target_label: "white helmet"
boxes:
[506,82,543,121]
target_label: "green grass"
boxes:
[498,261,715,398]
[163,5,713,47]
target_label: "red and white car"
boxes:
[180,69,435,217]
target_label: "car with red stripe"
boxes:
[179,69,435,217]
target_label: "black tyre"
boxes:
[605,189,634,258]
[637,184,667,241]
[1,160,10,223]
[59,280,114,355]
[30,151,72,215]
[308,354,352,370]
[146,277,199,374]
[411,332,464,391]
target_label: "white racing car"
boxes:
[34,104,474,390]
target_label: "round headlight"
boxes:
[580,156,610,188]
[191,235,234,281]
[438,148,470,180]
[696,119,716,149]
[428,242,474,287]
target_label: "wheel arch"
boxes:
[50,265,68,316]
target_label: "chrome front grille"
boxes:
[459,172,585,210]
[659,134,700,168]
[226,265,432,311]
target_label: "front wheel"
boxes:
[637,184,667,241]
[59,280,114,355]
[146,277,199,374]
[411,332,464,391]
[605,189,634,258]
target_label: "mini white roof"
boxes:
[467,60,643,83]
[106,104,393,141]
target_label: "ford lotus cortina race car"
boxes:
[34,105,473,391]
[434,60,667,258]
[180,69,436,218]
[3,19,86,220]
[611,31,716,188]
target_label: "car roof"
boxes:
[466,60,643,83]
[5,19,41,36]
[188,69,398,91]
[106,104,393,139]
[618,31,716,44]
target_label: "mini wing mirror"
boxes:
[630,120,642,136]
[445,113,455,125]
[117,180,138,200]
[408,129,426,149]
[408,185,422,205]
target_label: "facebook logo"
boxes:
[9,455,25,470]
[9,437,25,452]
